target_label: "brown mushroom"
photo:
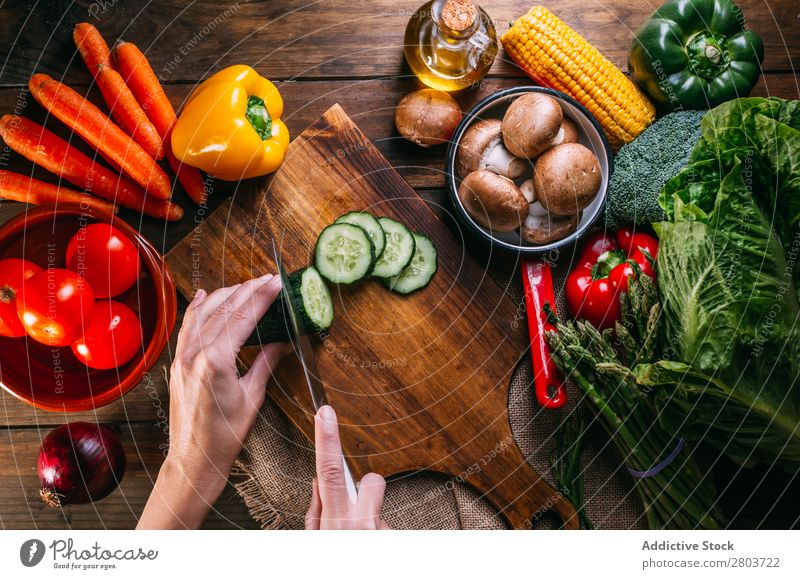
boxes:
[456,119,526,179]
[394,89,463,147]
[458,170,528,232]
[551,117,579,147]
[501,93,563,158]
[521,202,579,244]
[533,143,601,216]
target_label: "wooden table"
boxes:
[0,0,798,530]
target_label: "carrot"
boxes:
[95,65,164,159]
[73,23,164,160]
[28,73,172,200]
[165,128,207,204]
[114,41,207,204]
[0,115,181,221]
[113,41,176,135]
[0,170,118,214]
[73,23,112,75]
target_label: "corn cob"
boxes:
[501,6,655,149]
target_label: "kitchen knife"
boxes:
[522,258,566,409]
[272,240,359,504]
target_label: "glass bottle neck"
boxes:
[432,0,480,40]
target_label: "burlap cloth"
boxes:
[233,260,646,529]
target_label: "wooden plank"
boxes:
[0,423,257,529]
[165,104,579,529]
[0,0,795,86]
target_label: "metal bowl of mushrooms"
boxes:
[445,86,613,254]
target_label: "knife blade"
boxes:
[272,239,358,504]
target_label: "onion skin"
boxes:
[38,422,126,508]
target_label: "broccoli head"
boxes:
[604,110,706,230]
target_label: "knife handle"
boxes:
[521,259,566,409]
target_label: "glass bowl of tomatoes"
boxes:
[0,204,177,411]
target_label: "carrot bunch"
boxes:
[0,22,206,220]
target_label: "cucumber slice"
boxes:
[384,233,438,294]
[372,217,415,278]
[314,222,375,284]
[335,211,386,259]
[246,266,334,344]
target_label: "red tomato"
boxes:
[16,268,95,346]
[0,258,42,337]
[66,224,140,298]
[71,300,142,370]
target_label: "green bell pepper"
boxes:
[629,0,764,111]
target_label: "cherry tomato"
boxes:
[0,258,42,337]
[16,268,95,346]
[66,224,140,298]
[72,300,142,370]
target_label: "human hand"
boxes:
[138,275,290,529]
[305,405,390,530]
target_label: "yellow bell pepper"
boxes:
[171,65,289,181]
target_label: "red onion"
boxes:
[38,422,126,508]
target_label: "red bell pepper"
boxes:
[566,228,658,330]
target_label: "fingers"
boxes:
[357,472,387,527]
[207,275,282,348]
[175,288,206,356]
[240,342,293,405]
[176,284,241,359]
[314,405,351,519]
[304,478,321,530]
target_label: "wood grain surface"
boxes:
[0,0,796,85]
[0,0,797,530]
[165,104,578,529]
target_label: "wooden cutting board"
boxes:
[165,104,577,529]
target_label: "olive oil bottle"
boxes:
[403,0,498,92]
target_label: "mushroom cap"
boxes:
[501,93,564,159]
[552,117,580,147]
[456,119,525,179]
[458,170,528,233]
[456,119,499,178]
[521,203,580,244]
[533,143,602,216]
[395,89,463,147]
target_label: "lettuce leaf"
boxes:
[652,148,800,469]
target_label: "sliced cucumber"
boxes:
[314,222,375,284]
[335,211,386,259]
[246,266,334,344]
[371,217,415,278]
[384,233,438,294]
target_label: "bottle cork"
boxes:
[441,0,477,32]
